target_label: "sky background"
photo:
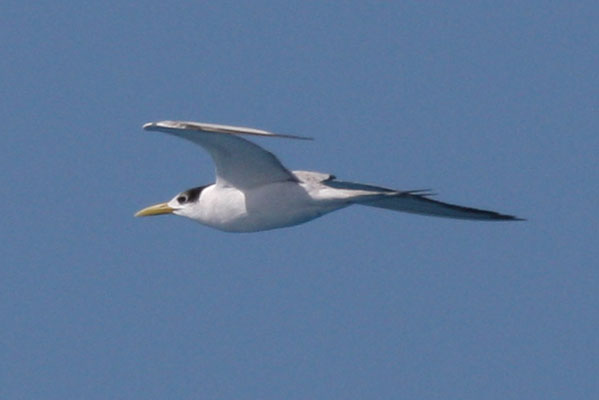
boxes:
[1,1,598,399]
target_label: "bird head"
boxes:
[135,186,207,219]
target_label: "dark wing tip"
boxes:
[474,210,525,221]
[409,193,525,221]
[502,215,526,221]
[274,133,315,141]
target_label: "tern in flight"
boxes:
[135,121,522,232]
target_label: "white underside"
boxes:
[172,179,384,232]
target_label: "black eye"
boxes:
[177,195,187,204]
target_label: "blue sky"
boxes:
[1,1,597,399]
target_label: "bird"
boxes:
[135,120,522,232]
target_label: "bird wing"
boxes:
[363,193,522,220]
[324,180,521,221]
[143,121,311,189]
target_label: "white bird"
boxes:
[135,121,522,232]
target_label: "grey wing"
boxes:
[143,121,310,189]
[325,180,522,221]
[364,193,522,220]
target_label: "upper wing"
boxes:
[142,121,311,189]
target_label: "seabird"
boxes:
[135,121,522,232]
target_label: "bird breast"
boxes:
[193,182,339,232]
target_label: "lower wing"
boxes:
[363,193,522,220]
[325,180,522,221]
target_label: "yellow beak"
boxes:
[134,202,174,217]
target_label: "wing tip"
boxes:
[482,210,525,221]
[274,133,314,141]
[142,120,183,131]
[500,215,526,221]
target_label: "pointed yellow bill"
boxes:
[134,202,174,217]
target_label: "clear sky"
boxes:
[2,1,597,399]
